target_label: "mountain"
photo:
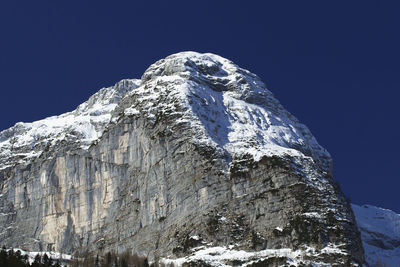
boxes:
[0,52,364,266]
[352,204,400,266]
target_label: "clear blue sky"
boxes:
[1,1,399,212]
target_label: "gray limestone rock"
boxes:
[0,52,364,266]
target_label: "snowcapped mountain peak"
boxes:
[142,51,269,98]
[0,52,364,265]
[0,52,330,173]
[124,51,331,169]
[76,79,141,113]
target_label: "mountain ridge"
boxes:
[1,52,331,172]
[0,52,364,266]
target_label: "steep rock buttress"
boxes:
[0,52,364,266]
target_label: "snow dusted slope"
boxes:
[118,51,331,169]
[352,204,400,266]
[161,245,350,267]
[0,79,140,170]
[0,52,330,172]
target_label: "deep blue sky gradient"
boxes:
[0,1,399,211]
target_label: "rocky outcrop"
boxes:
[0,52,364,265]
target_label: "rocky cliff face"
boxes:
[0,52,364,266]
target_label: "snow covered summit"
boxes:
[123,52,331,168]
[0,51,330,172]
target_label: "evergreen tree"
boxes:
[114,256,119,267]
[54,259,62,267]
[23,254,29,265]
[43,253,49,265]
[120,257,128,267]
[106,252,112,267]
[32,254,42,267]
[0,246,8,266]
[42,253,54,267]
[95,254,100,267]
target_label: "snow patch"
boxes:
[10,248,71,265]
[124,107,140,116]
[161,244,349,267]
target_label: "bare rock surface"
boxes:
[0,52,364,266]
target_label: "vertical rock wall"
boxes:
[0,52,365,265]
[0,113,364,264]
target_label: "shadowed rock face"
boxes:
[352,204,400,266]
[0,52,364,265]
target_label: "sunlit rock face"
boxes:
[0,52,364,265]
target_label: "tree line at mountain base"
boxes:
[71,250,150,267]
[70,250,175,267]
[0,246,62,267]
[0,246,175,267]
